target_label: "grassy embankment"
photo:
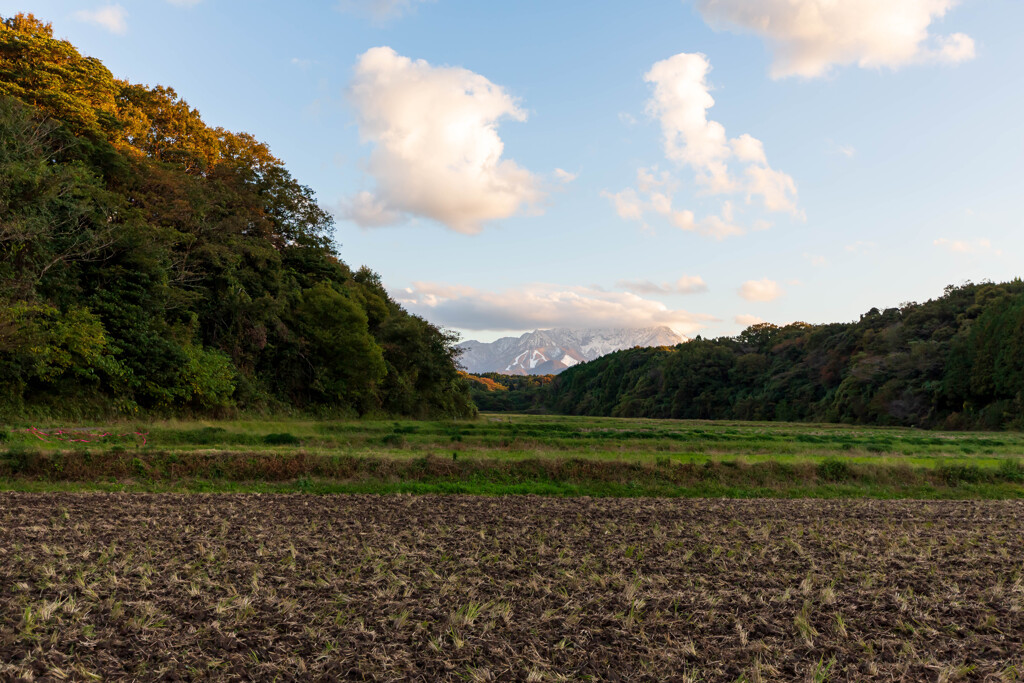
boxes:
[1,414,1023,498]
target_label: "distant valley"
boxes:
[457,327,687,375]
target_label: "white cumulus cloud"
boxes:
[343,47,542,234]
[693,0,975,79]
[644,53,799,213]
[645,53,735,193]
[394,283,717,336]
[739,278,784,302]
[73,5,127,34]
[605,53,799,237]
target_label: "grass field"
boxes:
[2,414,1023,498]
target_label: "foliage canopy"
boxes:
[474,281,1024,430]
[0,13,474,418]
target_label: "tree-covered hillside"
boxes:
[0,13,475,418]
[487,281,1024,430]
[462,372,553,413]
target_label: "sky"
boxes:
[4,0,1023,342]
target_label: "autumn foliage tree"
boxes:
[0,13,475,418]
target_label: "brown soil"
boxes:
[1,494,1022,681]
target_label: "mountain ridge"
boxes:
[457,326,687,375]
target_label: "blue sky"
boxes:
[5,0,1022,342]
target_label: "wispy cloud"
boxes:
[337,191,404,227]
[393,282,717,336]
[602,187,645,223]
[934,237,1002,256]
[827,140,856,158]
[739,278,784,302]
[844,240,877,254]
[604,170,746,239]
[735,314,766,326]
[616,275,708,295]
[73,4,127,34]
[554,168,578,183]
[338,0,432,21]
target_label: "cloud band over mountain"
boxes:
[393,283,717,336]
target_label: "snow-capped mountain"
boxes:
[457,327,687,375]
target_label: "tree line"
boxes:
[0,13,475,418]
[471,280,1024,429]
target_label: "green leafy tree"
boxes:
[494,281,1024,430]
[0,13,475,418]
[293,283,386,413]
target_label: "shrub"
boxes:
[264,432,301,446]
[996,459,1024,483]
[382,433,406,447]
[938,464,986,486]
[818,459,853,482]
[392,424,419,434]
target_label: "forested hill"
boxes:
[493,281,1024,430]
[0,13,475,418]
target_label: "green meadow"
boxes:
[2,414,1023,498]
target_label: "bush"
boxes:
[382,433,406,447]
[818,459,853,482]
[938,464,986,486]
[392,424,419,434]
[997,459,1024,483]
[264,432,300,446]
[182,344,237,410]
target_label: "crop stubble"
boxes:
[1,494,1022,681]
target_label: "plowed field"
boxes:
[2,494,1022,680]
